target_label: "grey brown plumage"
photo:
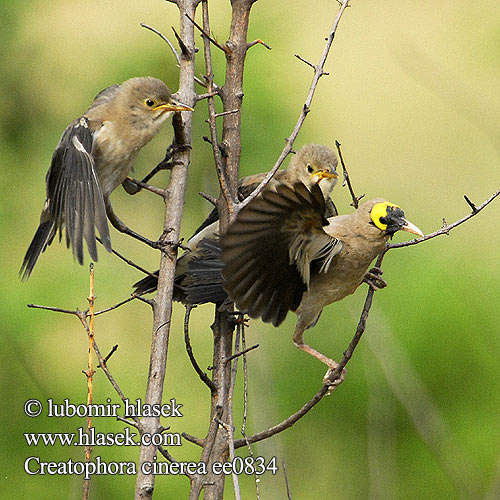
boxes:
[193,144,339,235]
[220,181,423,369]
[21,77,192,279]
[133,144,339,296]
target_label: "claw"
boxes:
[323,365,346,394]
[363,267,387,290]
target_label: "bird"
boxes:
[20,76,193,280]
[193,143,339,235]
[220,181,424,371]
[132,144,339,296]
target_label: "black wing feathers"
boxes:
[221,182,327,327]
[20,117,111,279]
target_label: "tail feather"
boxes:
[20,220,55,280]
[183,238,227,305]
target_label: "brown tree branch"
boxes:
[184,304,217,391]
[134,1,199,498]
[387,187,500,250]
[199,0,235,214]
[237,0,351,212]
[335,139,365,208]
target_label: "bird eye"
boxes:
[145,99,155,107]
[379,217,387,224]
[307,164,314,173]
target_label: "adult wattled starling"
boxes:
[220,181,423,371]
[20,77,193,280]
[132,144,339,295]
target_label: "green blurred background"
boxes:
[2,0,500,498]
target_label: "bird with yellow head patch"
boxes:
[133,144,339,296]
[220,182,423,373]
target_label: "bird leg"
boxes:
[363,266,387,291]
[105,199,160,249]
[293,327,345,388]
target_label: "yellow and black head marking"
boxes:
[370,201,424,237]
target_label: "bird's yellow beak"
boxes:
[153,101,194,112]
[401,219,424,238]
[312,170,338,181]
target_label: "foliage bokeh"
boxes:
[2,1,500,498]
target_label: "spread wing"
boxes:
[47,117,111,262]
[221,182,343,327]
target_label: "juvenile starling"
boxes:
[194,143,339,235]
[132,144,339,295]
[220,181,424,370]
[20,77,193,279]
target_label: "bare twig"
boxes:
[223,343,259,364]
[124,176,168,197]
[247,39,272,50]
[335,140,364,208]
[283,460,293,500]
[93,297,135,317]
[238,0,351,212]
[27,303,80,315]
[184,305,217,391]
[82,264,96,500]
[200,0,235,215]
[134,1,198,497]
[97,344,118,368]
[186,13,230,54]
[141,23,181,65]
[212,109,239,119]
[227,326,242,500]
[199,191,218,206]
[96,236,155,277]
[388,187,500,250]
[233,385,330,448]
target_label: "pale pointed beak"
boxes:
[153,101,194,112]
[312,170,339,181]
[401,219,424,238]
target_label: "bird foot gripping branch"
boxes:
[323,366,347,394]
[20,76,193,280]
[363,266,387,291]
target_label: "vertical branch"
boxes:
[191,2,256,499]
[134,1,199,499]
[82,263,95,500]
[200,0,234,212]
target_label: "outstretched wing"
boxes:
[47,116,111,263]
[221,182,343,327]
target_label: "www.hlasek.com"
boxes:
[23,397,278,479]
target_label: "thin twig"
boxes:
[238,0,351,212]
[96,236,156,277]
[213,109,239,119]
[335,140,364,208]
[141,23,181,65]
[82,264,95,500]
[185,13,230,54]
[233,385,330,448]
[224,343,259,364]
[227,325,242,500]
[247,39,272,50]
[97,344,118,368]
[184,305,217,391]
[240,326,261,499]
[388,187,500,250]
[200,0,235,215]
[283,460,293,500]
[27,304,80,315]
[125,176,168,197]
[199,191,218,206]
[93,296,136,317]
